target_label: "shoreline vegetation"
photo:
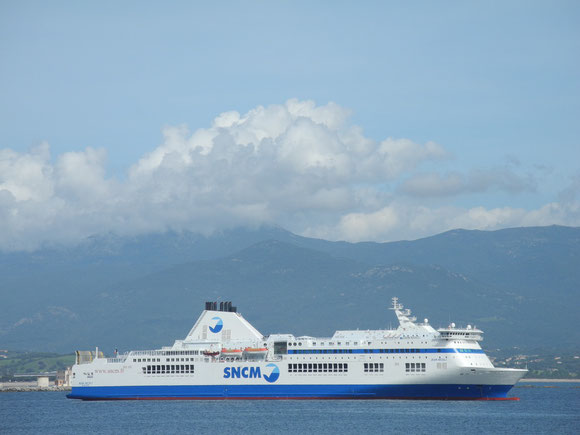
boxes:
[517,378,579,383]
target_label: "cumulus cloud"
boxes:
[0,99,577,251]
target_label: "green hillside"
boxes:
[0,226,579,355]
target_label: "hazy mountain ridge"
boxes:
[1,225,578,353]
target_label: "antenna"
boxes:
[390,296,402,310]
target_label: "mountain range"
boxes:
[1,225,578,354]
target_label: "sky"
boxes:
[0,1,579,251]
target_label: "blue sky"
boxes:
[0,1,579,250]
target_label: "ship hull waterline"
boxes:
[67,383,519,401]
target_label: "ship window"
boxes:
[405,363,410,372]
[364,363,368,372]
[274,342,288,355]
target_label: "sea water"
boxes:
[1,382,578,434]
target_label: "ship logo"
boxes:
[263,363,280,383]
[209,317,223,333]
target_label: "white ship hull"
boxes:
[68,299,527,400]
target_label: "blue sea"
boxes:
[1,382,579,434]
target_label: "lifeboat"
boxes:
[243,347,268,360]
[221,348,243,356]
[202,350,220,357]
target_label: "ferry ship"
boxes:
[67,298,527,400]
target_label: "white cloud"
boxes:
[305,200,580,243]
[0,142,53,202]
[399,168,536,197]
[0,99,578,251]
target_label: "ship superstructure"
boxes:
[67,298,527,400]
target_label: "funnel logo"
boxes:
[263,363,280,383]
[209,317,223,333]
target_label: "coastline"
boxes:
[519,378,579,383]
[0,381,71,392]
[1,379,578,393]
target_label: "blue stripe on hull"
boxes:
[67,384,515,400]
